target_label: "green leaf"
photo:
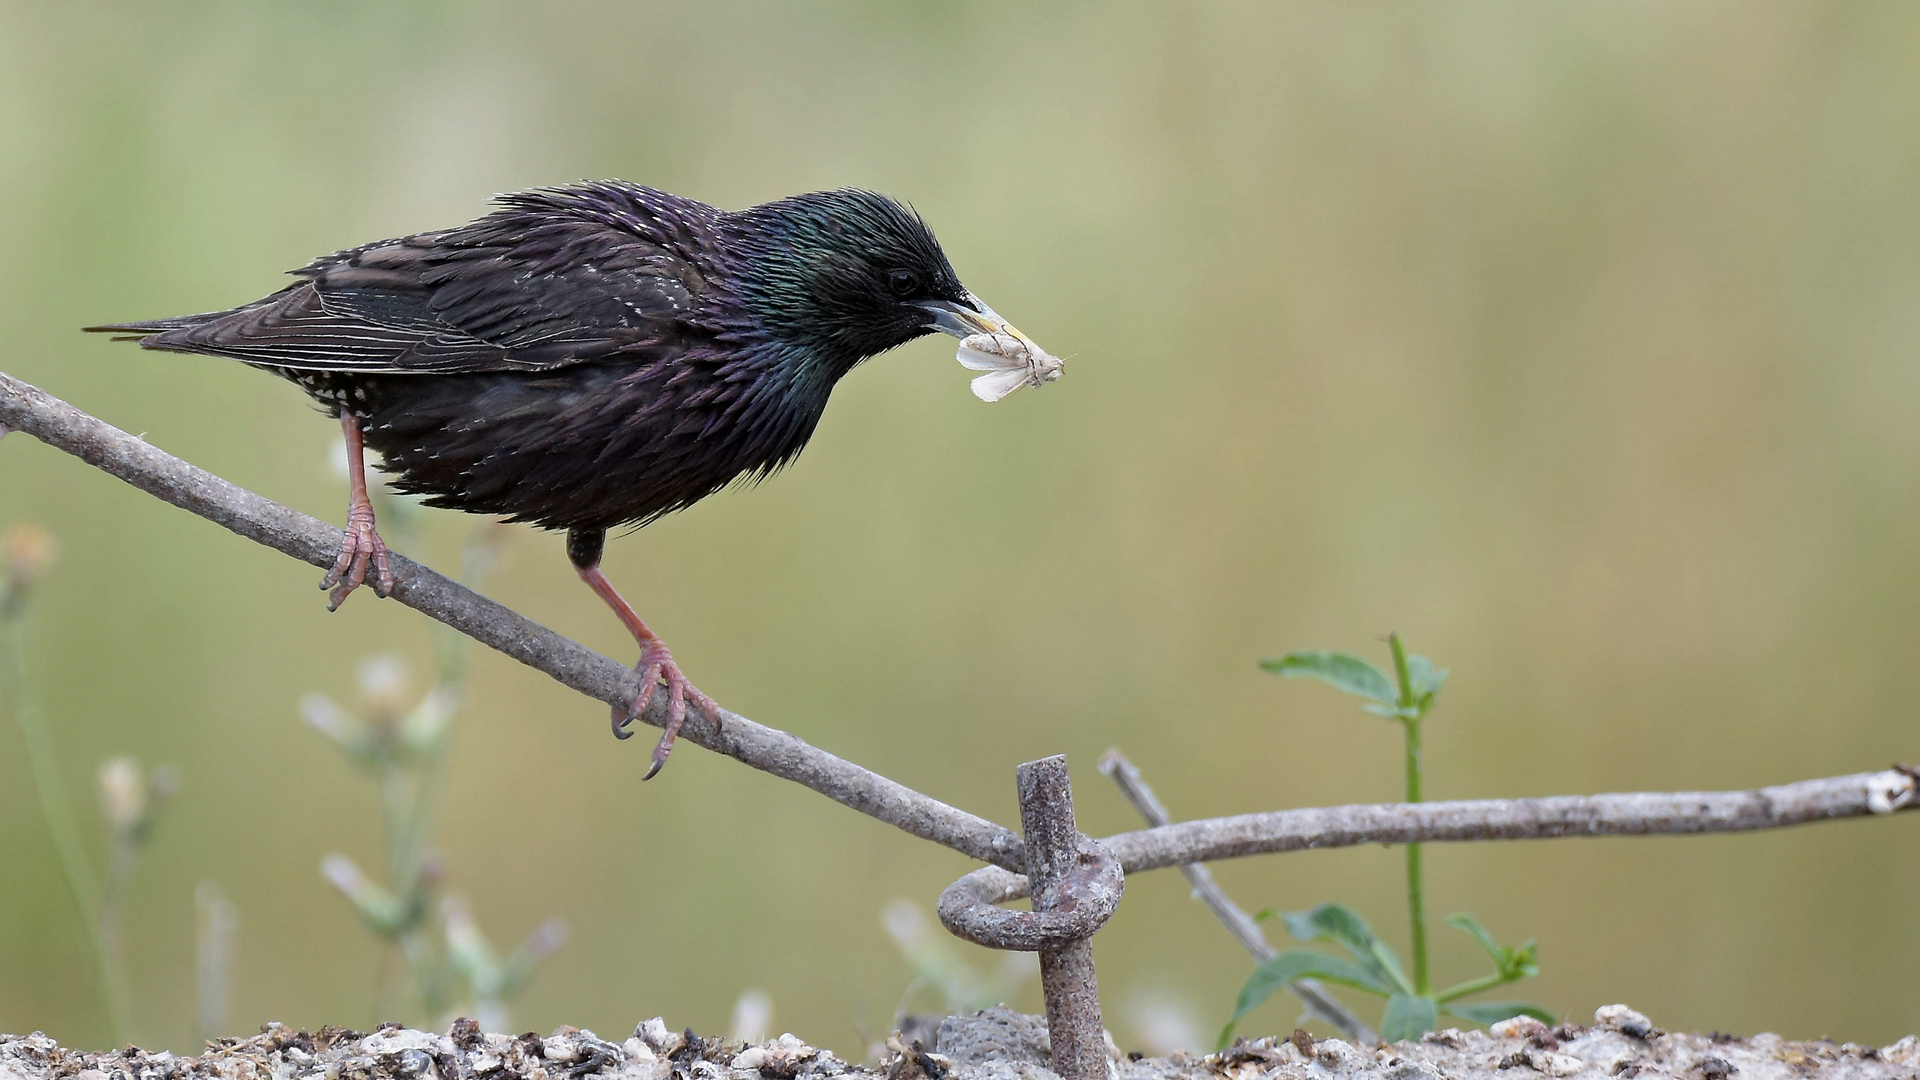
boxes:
[1446,912,1503,963]
[1242,949,1397,1000]
[1509,941,1539,979]
[1445,914,1539,979]
[1406,654,1449,700]
[1216,949,1394,1049]
[1259,651,1395,704]
[1280,903,1412,993]
[1442,1001,1557,1027]
[1380,994,1439,1041]
[320,854,418,936]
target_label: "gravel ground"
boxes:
[4,1005,1914,1080]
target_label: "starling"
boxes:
[87,181,1054,778]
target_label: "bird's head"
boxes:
[725,189,1029,377]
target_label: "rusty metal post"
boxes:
[1017,755,1110,1080]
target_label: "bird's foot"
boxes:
[320,500,394,610]
[611,638,719,780]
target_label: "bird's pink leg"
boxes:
[320,413,394,609]
[576,561,719,780]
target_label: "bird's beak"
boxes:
[915,294,1034,348]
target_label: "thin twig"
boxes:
[0,370,1027,872]
[1097,750,1374,1044]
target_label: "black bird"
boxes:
[88,181,1049,778]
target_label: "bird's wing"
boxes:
[95,209,704,375]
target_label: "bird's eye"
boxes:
[887,269,920,297]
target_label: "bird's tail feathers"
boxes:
[85,317,182,342]
[83,305,260,350]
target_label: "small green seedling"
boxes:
[1220,903,1547,1044]
[1219,634,1551,1045]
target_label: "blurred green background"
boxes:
[4,0,1919,1056]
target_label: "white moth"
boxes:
[954,331,1065,402]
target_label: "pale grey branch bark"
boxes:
[1101,768,1919,872]
[1016,757,1109,1080]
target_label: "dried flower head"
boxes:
[98,757,177,838]
[2,523,56,587]
[98,757,147,834]
[354,652,413,718]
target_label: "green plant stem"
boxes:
[392,735,450,1023]
[375,751,443,1023]
[399,746,447,891]
[96,838,140,1042]
[1404,723,1427,996]
[1387,633,1429,997]
[2,588,124,1042]
[1434,970,1516,1003]
[401,924,446,1020]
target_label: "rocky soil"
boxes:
[4,1005,1914,1080]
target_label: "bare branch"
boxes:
[1101,769,1919,872]
[7,369,1916,892]
[0,370,1026,871]
[1097,750,1374,1044]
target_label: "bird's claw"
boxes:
[321,503,393,610]
[609,639,719,780]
